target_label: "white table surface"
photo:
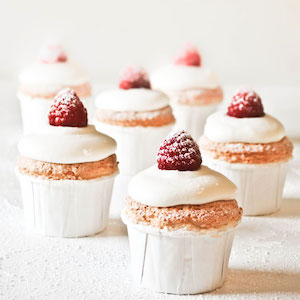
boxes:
[0,82,300,299]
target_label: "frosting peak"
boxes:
[151,65,220,91]
[19,61,89,89]
[95,88,169,112]
[128,165,237,207]
[204,111,285,144]
[18,125,117,164]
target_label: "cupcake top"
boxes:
[151,44,220,91]
[204,89,285,144]
[128,130,237,207]
[19,42,90,95]
[95,66,169,112]
[18,89,116,164]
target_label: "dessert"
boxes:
[17,89,118,237]
[95,66,175,217]
[18,41,92,133]
[151,44,223,140]
[200,89,293,216]
[122,130,242,294]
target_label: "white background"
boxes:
[0,0,300,86]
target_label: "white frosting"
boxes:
[128,165,237,207]
[95,89,169,112]
[151,65,220,91]
[19,61,89,89]
[204,111,285,144]
[18,125,117,164]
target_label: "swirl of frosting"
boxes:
[204,111,285,144]
[19,61,89,90]
[151,65,220,91]
[18,125,117,164]
[128,165,237,207]
[95,89,169,112]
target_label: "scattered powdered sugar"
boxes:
[2,82,300,299]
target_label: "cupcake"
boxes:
[95,66,175,216]
[122,130,242,294]
[17,89,118,237]
[151,44,223,140]
[199,89,293,216]
[18,41,92,133]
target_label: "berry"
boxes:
[49,88,88,127]
[227,89,265,118]
[157,130,202,171]
[119,66,151,89]
[174,43,201,67]
[38,42,67,63]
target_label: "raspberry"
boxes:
[49,88,88,127]
[38,42,67,63]
[119,66,151,89]
[227,89,265,118]
[157,130,202,171]
[174,43,201,67]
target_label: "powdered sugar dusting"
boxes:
[49,88,88,127]
[157,130,202,171]
[227,89,264,118]
[38,41,67,64]
[119,66,151,90]
[174,43,201,67]
[2,82,300,299]
[54,88,82,109]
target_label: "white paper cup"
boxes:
[18,93,93,134]
[122,214,236,294]
[109,174,132,219]
[203,157,289,216]
[94,122,173,176]
[18,172,117,237]
[171,103,219,141]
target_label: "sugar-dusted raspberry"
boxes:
[119,66,151,89]
[49,88,88,127]
[174,43,201,67]
[227,89,265,118]
[38,42,67,63]
[157,130,202,171]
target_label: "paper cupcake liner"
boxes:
[18,93,93,134]
[171,103,219,141]
[18,172,116,237]
[94,122,173,175]
[109,174,132,219]
[203,157,289,216]
[122,213,235,294]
